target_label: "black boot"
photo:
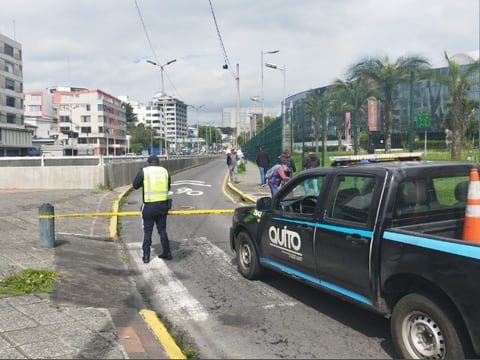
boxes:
[142,255,150,263]
[158,252,172,260]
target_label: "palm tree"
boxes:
[326,89,348,151]
[330,79,375,152]
[437,51,480,159]
[347,55,430,152]
[303,90,324,153]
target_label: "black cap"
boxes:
[147,155,159,164]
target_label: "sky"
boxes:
[1,0,479,126]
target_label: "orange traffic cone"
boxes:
[463,167,480,243]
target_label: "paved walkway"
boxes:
[227,161,271,203]
[0,160,263,359]
[0,188,168,359]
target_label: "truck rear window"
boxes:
[393,175,469,221]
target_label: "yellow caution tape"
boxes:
[38,209,235,219]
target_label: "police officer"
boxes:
[133,155,172,263]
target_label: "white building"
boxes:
[120,92,188,152]
[0,33,34,156]
[24,86,127,156]
[222,107,279,135]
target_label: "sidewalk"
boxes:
[227,161,271,203]
[0,188,168,359]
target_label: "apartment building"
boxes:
[25,86,127,156]
[0,33,33,156]
[121,91,188,153]
[222,107,279,135]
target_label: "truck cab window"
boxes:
[276,175,324,215]
[327,175,377,224]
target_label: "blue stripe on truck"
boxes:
[259,257,373,306]
[384,231,480,260]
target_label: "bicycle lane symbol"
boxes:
[170,180,211,196]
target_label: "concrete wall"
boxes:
[0,156,215,190]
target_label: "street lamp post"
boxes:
[187,104,205,153]
[265,62,287,150]
[147,59,176,158]
[261,49,279,132]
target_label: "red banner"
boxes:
[368,98,378,131]
[345,112,351,144]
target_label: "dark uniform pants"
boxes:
[141,201,170,257]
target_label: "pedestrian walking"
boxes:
[132,155,172,263]
[278,148,296,178]
[256,146,270,186]
[268,162,290,196]
[302,147,320,195]
[228,148,239,183]
[243,151,249,166]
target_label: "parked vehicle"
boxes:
[230,152,480,359]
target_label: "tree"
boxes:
[127,122,157,149]
[303,90,324,153]
[329,79,375,152]
[437,51,480,159]
[347,55,430,152]
[121,102,138,123]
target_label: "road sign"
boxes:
[416,113,431,129]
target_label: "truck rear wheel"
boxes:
[236,231,262,280]
[391,293,465,359]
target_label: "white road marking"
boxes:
[126,242,209,322]
[124,238,298,322]
[172,180,212,187]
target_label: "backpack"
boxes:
[226,154,232,166]
[265,165,279,179]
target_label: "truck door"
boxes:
[314,173,381,306]
[260,173,325,278]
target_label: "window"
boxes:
[81,127,91,134]
[6,113,16,124]
[393,175,469,221]
[6,96,15,107]
[4,61,14,73]
[327,175,377,224]
[81,115,91,123]
[27,105,41,112]
[4,44,14,57]
[5,78,15,90]
[275,175,325,215]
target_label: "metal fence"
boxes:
[241,117,283,167]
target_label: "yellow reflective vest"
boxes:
[142,166,169,202]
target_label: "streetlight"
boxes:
[187,104,205,153]
[250,96,260,137]
[261,49,279,131]
[265,62,287,150]
[147,59,177,158]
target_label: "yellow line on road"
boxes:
[140,309,186,360]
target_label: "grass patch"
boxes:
[0,269,60,296]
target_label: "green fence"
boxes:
[241,117,283,166]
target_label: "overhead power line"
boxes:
[208,0,236,79]
[133,0,181,98]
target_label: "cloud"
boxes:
[1,0,478,125]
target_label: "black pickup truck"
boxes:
[229,153,480,359]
